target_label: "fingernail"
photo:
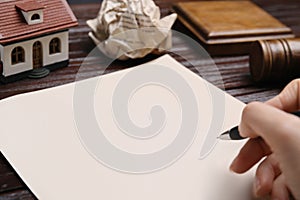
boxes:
[229,158,237,172]
[254,177,261,197]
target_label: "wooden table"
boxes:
[0,0,299,199]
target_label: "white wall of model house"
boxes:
[21,9,44,25]
[0,31,69,77]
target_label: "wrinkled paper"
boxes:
[87,0,177,60]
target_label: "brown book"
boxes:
[173,1,295,55]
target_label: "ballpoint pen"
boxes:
[219,111,300,140]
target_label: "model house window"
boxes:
[49,38,61,54]
[31,14,41,21]
[16,2,44,25]
[11,47,25,65]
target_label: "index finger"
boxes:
[267,79,300,112]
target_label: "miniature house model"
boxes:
[0,0,78,82]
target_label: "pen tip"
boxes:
[217,131,231,140]
[220,131,229,136]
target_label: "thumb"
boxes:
[239,102,300,152]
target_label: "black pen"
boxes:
[219,111,300,140]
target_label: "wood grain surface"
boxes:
[0,0,299,199]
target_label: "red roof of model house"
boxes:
[0,0,78,45]
[15,1,45,12]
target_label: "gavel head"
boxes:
[250,38,300,82]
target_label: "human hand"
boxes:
[230,79,300,199]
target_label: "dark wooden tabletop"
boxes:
[0,0,299,199]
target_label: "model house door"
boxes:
[33,41,42,68]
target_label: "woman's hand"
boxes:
[230,79,300,199]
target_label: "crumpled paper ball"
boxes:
[87,0,177,60]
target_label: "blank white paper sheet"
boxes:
[0,55,259,199]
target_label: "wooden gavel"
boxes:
[250,38,300,82]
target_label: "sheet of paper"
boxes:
[0,55,259,199]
